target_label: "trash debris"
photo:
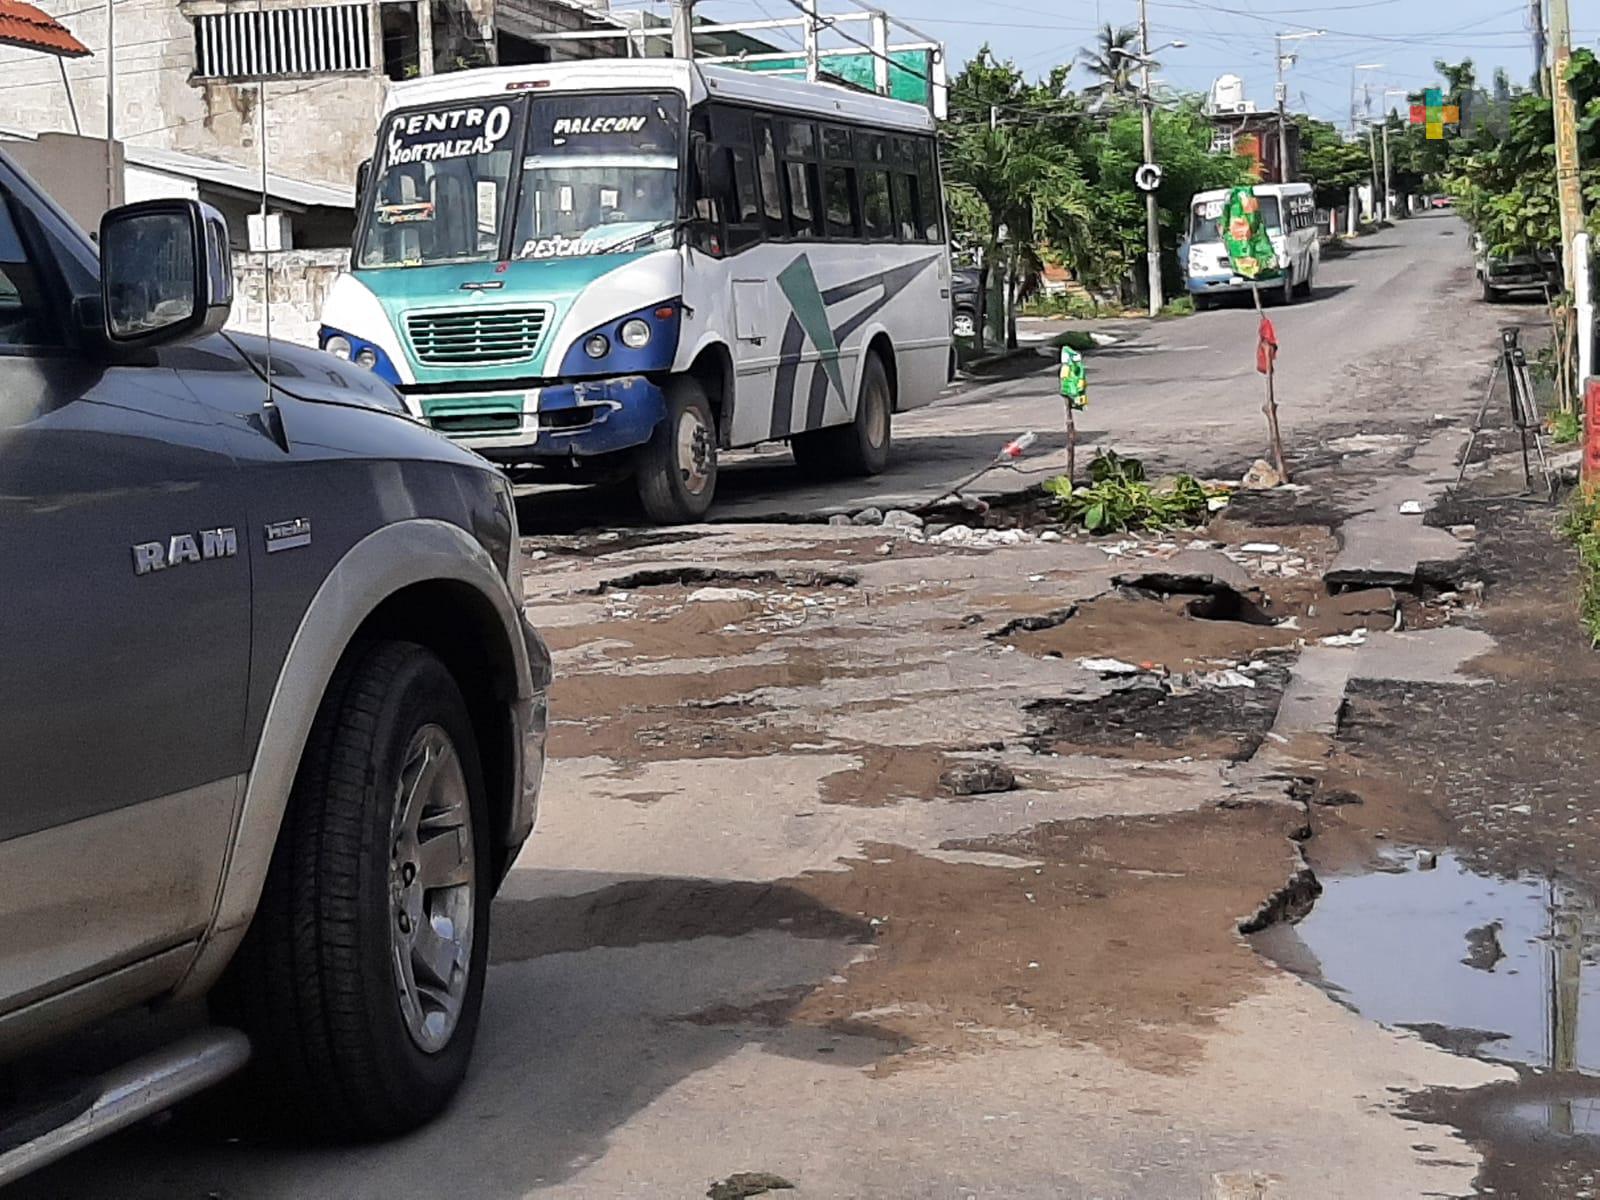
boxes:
[1509,804,1533,815]
[1319,630,1369,647]
[1239,542,1283,554]
[1448,524,1477,540]
[1416,849,1438,870]
[882,509,925,531]
[931,524,975,546]
[1207,495,1231,512]
[851,507,884,526]
[1076,656,1143,675]
[939,760,1018,796]
[707,1173,796,1200]
[526,549,548,561]
[1398,500,1425,515]
[1193,669,1257,689]
[827,513,853,527]
[876,542,894,555]
[1241,458,1283,489]
[1039,529,1063,543]
[688,586,761,603]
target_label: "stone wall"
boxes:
[228,248,348,346]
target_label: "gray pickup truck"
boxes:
[0,148,549,1179]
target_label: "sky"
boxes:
[672,0,1600,129]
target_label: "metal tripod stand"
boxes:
[1455,325,1557,498]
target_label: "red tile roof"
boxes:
[0,0,89,58]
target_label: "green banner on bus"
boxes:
[734,49,934,110]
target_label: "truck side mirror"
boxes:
[100,199,233,349]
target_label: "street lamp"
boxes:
[1350,62,1384,132]
[1274,30,1324,183]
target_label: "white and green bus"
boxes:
[320,59,953,522]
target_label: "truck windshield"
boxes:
[1190,195,1282,243]
[512,92,683,260]
[357,99,525,269]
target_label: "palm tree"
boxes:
[1079,24,1146,106]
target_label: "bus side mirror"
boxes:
[355,158,371,201]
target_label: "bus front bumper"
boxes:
[410,376,666,461]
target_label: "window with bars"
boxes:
[193,5,372,81]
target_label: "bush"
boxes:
[1551,409,1581,445]
[1561,488,1600,645]
[1044,450,1223,533]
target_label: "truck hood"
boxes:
[222,330,409,415]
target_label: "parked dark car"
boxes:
[952,266,981,338]
[0,147,549,1182]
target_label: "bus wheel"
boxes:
[792,351,892,478]
[637,376,717,524]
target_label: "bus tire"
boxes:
[637,376,717,524]
[792,351,892,478]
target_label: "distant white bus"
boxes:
[321,59,953,522]
[1182,181,1320,309]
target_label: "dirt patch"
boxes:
[1203,519,1340,566]
[785,804,1303,1073]
[1025,667,1292,762]
[526,530,703,559]
[817,746,954,807]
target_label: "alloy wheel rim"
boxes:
[389,724,475,1054]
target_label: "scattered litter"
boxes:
[1207,495,1231,512]
[526,549,548,561]
[1510,804,1533,815]
[688,586,761,603]
[1398,500,1425,515]
[1194,669,1257,689]
[882,509,925,531]
[940,760,1018,796]
[609,591,631,603]
[851,507,884,526]
[1448,524,1477,540]
[1077,656,1142,675]
[707,1173,796,1200]
[1319,630,1368,647]
[1241,458,1284,489]
[1416,849,1438,870]
[1240,542,1283,554]
[827,514,853,527]
[596,531,622,542]
[1027,961,1041,969]
[931,524,975,546]
[1039,530,1063,543]
[1027,574,1045,583]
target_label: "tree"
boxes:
[1295,116,1372,211]
[1079,24,1144,108]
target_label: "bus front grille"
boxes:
[406,306,550,366]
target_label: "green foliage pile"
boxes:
[1560,487,1600,644]
[1044,451,1221,534]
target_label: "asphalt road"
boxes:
[558,210,1499,525]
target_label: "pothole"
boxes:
[1254,849,1600,1073]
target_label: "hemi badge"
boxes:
[265,517,312,554]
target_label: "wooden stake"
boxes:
[1065,395,1077,485]
[1253,284,1291,483]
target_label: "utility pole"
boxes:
[1138,0,1162,316]
[1382,120,1392,220]
[670,0,694,60]
[1550,0,1585,293]
[1275,34,1290,183]
[1532,0,1548,97]
[802,0,819,82]
[104,0,114,213]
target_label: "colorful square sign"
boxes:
[1442,104,1460,124]
[1410,103,1426,125]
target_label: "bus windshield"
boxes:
[512,92,683,260]
[1190,194,1281,243]
[356,91,684,269]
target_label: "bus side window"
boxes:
[890,136,919,241]
[913,138,942,242]
[752,117,786,239]
[821,124,859,240]
[709,105,761,253]
[688,108,724,256]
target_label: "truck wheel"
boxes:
[637,376,717,524]
[791,351,892,478]
[217,640,491,1139]
[1481,275,1500,304]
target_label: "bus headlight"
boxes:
[325,334,353,360]
[584,333,610,359]
[355,346,379,369]
[619,318,652,349]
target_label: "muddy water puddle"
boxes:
[1257,850,1600,1074]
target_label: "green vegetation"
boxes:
[1044,451,1222,533]
[1159,296,1195,318]
[1551,409,1582,445]
[940,46,1250,350]
[1561,488,1600,645]
[1051,330,1097,352]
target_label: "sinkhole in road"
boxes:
[1254,850,1600,1075]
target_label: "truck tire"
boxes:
[217,640,492,1139]
[791,351,892,478]
[637,375,717,524]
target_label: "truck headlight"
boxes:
[619,318,651,349]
